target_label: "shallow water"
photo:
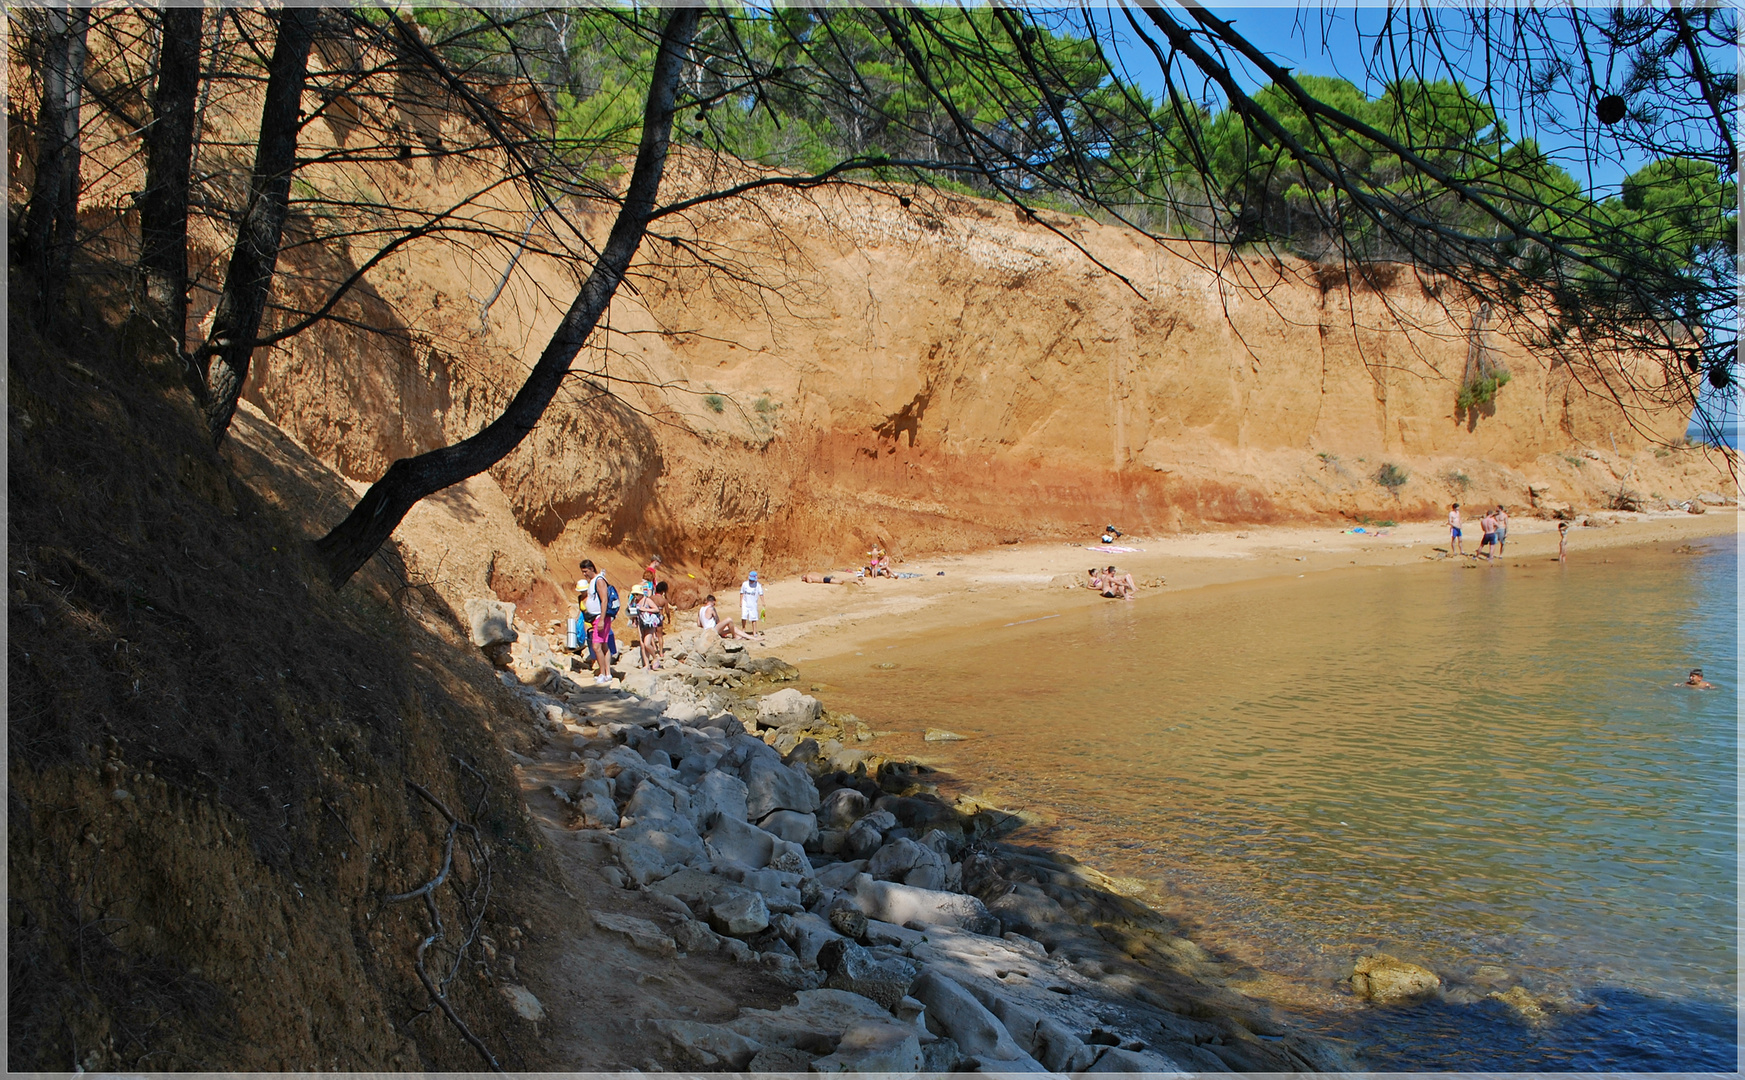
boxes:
[807,534,1738,1070]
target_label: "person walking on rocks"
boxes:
[579,559,615,684]
[1493,505,1510,556]
[1448,503,1465,557]
[739,570,766,637]
[637,581,669,669]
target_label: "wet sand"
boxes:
[756,509,1740,663]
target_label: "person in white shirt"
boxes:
[739,571,765,636]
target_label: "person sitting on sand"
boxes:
[1086,567,1106,591]
[1684,668,1715,689]
[698,594,746,639]
[1102,565,1136,600]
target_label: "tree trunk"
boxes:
[138,5,203,359]
[21,4,90,321]
[199,8,316,443]
[313,7,700,588]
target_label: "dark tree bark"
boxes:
[199,8,316,443]
[138,5,203,359]
[20,4,90,321]
[313,7,701,588]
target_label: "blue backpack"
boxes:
[605,583,621,619]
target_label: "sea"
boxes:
[805,531,1739,1070]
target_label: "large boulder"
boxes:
[1084,1046,1188,1072]
[706,887,771,937]
[742,756,822,821]
[641,1019,761,1069]
[909,969,1039,1067]
[773,911,843,968]
[1350,953,1441,1003]
[819,787,871,828]
[818,938,919,1010]
[973,988,1098,1072]
[982,882,1071,937]
[756,688,822,729]
[705,814,801,873]
[649,867,733,907]
[847,874,1000,936]
[809,1024,923,1074]
[613,810,707,885]
[724,988,905,1051]
[573,778,620,829]
[694,769,750,825]
[720,865,805,913]
[759,809,820,847]
[591,912,677,957]
[845,809,898,859]
[464,598,517,646]
[867,837,945,882]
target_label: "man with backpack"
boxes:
[577,559,618,685]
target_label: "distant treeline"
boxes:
[414,7,1733,282]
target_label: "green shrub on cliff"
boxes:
[1374,462,1409,493]
[1456,371,1512,411]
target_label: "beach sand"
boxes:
[752,509,1740,663]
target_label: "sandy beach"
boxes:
[753,508,1741,663]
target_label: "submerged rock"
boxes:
[1350,953,1441,1003]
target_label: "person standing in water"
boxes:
[1557,520,1569,563]
[1448,503,1465,557]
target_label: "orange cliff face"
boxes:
[236,176,1717,615]
[33,27,1712,612]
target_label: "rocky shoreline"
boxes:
[486,610,1368,1072]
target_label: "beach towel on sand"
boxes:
[1086,544,1141,553]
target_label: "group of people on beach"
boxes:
[1449,503,1573,563]
[573,557,766,684]
[1086,565,1136,599]
[1448,503,1518,562]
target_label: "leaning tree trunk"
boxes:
[313,7,701,588]
[199,7,315,443]
[20,3,90,321]
[137,5,203,361]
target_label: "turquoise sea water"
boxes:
[808,531,1739,1070]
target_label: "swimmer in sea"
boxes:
[1684,668,1715,689]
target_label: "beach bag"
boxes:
[605,584,621,619]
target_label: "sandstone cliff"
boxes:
[233,168,1718,616]
[38,32,1718,618]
